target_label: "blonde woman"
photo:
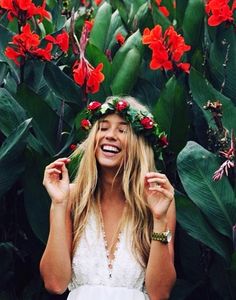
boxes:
[40,96,176,300]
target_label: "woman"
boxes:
[40,96,176,300]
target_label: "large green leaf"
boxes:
[43,61,83,106]
[176,193,232,263]
[182,0,205,50]
[0,24,19,83]
[111,47,141,95]
[15,84,61,156]
[0,119,32,198]
[23,150,50,243]
[112,30,143,80]
[105,10,123,50]
[177,141,236,239]
[90,2,112,51]
[154,76,189,154]
[208,26,236,103]
[189,68,236,133]
[175,0,188,28]
[0,88,27,136]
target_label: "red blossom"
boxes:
[0,0,50,23]
[205,0,235,26]
[45,31,69,52]
[159,135,168,147]
[87,101,102,111]
[142,25,191,74]
[116,100,129,111]
[94,0,102,5]
[155,0,169,17]
[73,59,104,94]
[70,144,77,151]
[140,117,154,129]
[116,32,125,45]
[84,20,94,32]
[80,119,92,130]
[5,23,53,65]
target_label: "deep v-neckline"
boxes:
[98,201,126,278]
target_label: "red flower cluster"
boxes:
[116,32,125,45]
[72,21,104,94]
[155,0,169,17]
[142,25,191,73]
[5,23,69,65]
[73,60,104,94]
[0,0,50,23]
[45,31,69,53]
[205,0,236,26]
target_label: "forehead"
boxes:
[100,113,127,124]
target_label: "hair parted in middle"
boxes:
[70,96,157,266]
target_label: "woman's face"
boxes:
[95,114,128,171]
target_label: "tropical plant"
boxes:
[0,0,235,299]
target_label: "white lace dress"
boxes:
[67,210,149,300]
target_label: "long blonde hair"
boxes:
[70,96,156,266]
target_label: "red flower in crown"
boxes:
[70,144,77,151]
[81,119,92,130]
[140,116,154,129]
[159,135,168,147]
[87,101,101,111]
[116,100,129,112]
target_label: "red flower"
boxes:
[159,135,168,147]
[45,31,69,52]
[87,101,102,111]
[142,25,191,73]
[0,0,50,22]
[205,0,234,26]
[116,32,125,45]
[70,144,77,151]
[81,119,92,130]
[140,117,154,129]
[73,59,105,94]
[86,63,105,94]
[5,23,53,65]
[84,20,94,32]
[94,0,102,5]
[116,100,129,111]
[155,0,169,17]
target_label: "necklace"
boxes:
[98,200,126,278]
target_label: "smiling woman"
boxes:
[40,96,176,300]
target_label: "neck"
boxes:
[98,168,125,204]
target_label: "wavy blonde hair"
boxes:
[70,96,156,266]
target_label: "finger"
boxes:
[45,158,70,169]
[61,163,69,181]
[145,175,172,189]
[145,172,166,179]
[148,185,174,200]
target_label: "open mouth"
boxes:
[101,144,121,154]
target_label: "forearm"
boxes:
[145,221,176,300]
[40,203,72,293]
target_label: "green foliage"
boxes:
[0,0,235,299]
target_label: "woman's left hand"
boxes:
[144,172,174,221]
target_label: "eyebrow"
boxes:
[99,120,128,125]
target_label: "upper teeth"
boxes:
[102,145,120,153]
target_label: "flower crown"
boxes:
[80,98,168,155]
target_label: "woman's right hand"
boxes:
[43,157,71,206]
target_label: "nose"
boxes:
[104,127,117,140]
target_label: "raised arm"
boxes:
[144,172,176,300]
[40,157,72,294]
